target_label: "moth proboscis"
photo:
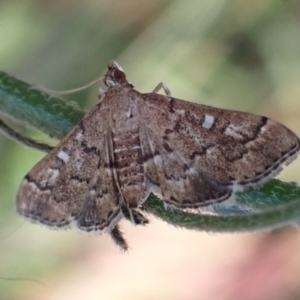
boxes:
[15,61,300,250]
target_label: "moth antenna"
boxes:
[0,119,53,153]
[33,75,104,95]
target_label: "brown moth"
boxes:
[17,61,300,250]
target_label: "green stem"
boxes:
[0,71,84,139]
[1,71,299,232]
[144,194,300,232]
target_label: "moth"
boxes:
[16,61,299,250]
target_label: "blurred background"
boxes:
[0,0,300,299]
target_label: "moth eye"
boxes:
[114,69,126,83]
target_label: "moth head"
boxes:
[104,61,133,88]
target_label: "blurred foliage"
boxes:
[0,0,300,299]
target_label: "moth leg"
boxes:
[110,225,128,251]
[121,204,149,226]
[131,209,149,225]
[152,82,172,96]
[0,119,53,153]
[98,87,107,101]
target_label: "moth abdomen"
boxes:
[112,130,147,207]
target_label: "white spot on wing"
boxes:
[260,126,267,134]
[132,145,141,150]
[153,155,163,166]
[202,115,215,129]
[126,110,132,118]
[176,109,185,116]
[114,148,128,153]
[75,131,83,141]
[224,124,243,139]
[57,150,70,163]
[47,169,59,181]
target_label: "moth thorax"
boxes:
[113,131,147,207]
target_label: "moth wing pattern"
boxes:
[137,92,300,208]
[139,123,232,208]
[17,101,122,233]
